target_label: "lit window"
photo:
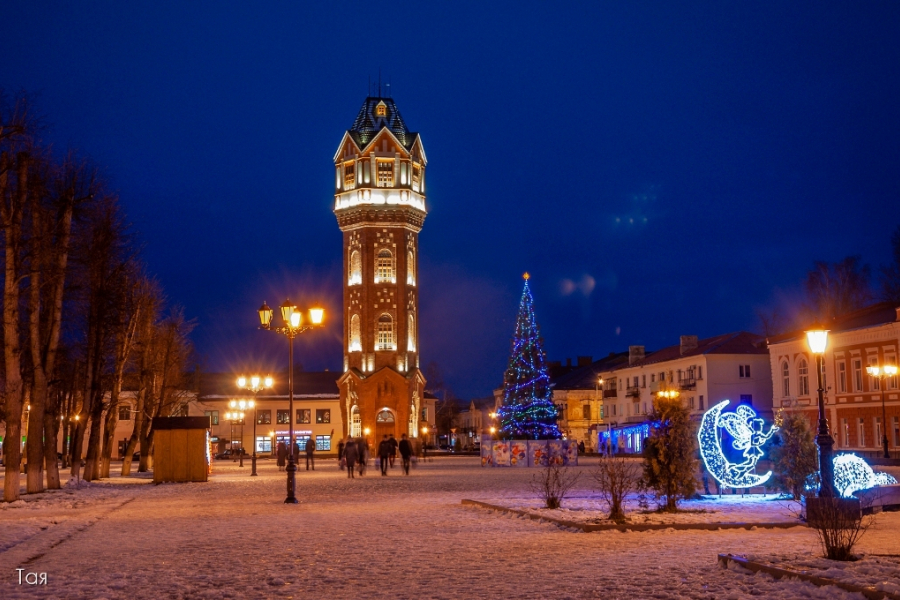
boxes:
[838,361,846,393]
[277,410,290,424]
[781,361,790,397]
[349,251,361,285]
[408,313,416,352]
[296,409,311,424]
[377,314,394,350]
[344,162,355,190]
[316,409,331,424]
[853,359,863,391]
[204,410,219,426]
[411,163,421,192]
[377,161,393,187]
[375,102,387,116]
[375,249,394,283]
[350,406,362,437]
[798,359,809,396]
[256,410,271,425]
[316,435,331,451]
[407,249,415,285]
[349,314,361,352]
[377,409,395,423]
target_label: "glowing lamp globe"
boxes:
[309,307,325,326]
[258,302,273,328]
[806,329,828,354]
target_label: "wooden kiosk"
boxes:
[152,416,211,483]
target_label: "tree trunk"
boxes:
[43,400,61,490]
[69,416,87,480]
[120,390,144,476]
[2,152,27,502]
[100,404,118,479]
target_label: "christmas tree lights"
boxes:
[496,274,561,440]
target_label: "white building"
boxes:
[598,332,773,453]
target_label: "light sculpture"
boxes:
[698,400,777,488]
[832,453,898,498]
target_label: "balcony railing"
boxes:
[678,378,696,390]
[603,389,618,398]
[626,387,641,398]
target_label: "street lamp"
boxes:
[224,410,245,465]
[229,399,255,469]
[237,375,274,476]
[807,328,835,498]
[258,299,324,504]
[866,364,898,459]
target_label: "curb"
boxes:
[717,554,900,600]
[461,499,803,532]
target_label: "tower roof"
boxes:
[349,96,417,150]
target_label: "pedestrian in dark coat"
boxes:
[398,433,413,475]
[388,434,398,468]
[343,438,358,478]
[378,435,392,476]
[276,442,287,471]
[357,438,368,476]
[305,437,316,470]
[337,439,346,470]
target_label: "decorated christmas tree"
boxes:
[497,274,561,440]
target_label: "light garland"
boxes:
[698,400,777,489]
[497,276,561,440]
[832,453,898,498]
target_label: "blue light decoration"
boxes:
[600,423,651,452]
[496,274,561,440]
[698,400,778,489]
[832,453,898,498]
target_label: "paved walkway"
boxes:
[0,457,889,599]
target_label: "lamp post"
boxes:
[224,410,245,465]
[237,375,274,476]
[229,399,256,470]
[258,299,324,504]
[807,328,835,498]
[866,364,898,459]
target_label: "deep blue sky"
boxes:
[4,2,899,398]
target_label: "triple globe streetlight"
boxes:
[236,375,274,476]
[258,299,324,505]
[865,364,898,459]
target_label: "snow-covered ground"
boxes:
[0,457,898,599]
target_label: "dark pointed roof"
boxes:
[349,96,416,150]
[552,352,630,390]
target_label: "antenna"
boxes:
[388,77,392,98]
[378,68,382,97]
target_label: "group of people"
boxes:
[275,437,317,471]
[337,433,414,477]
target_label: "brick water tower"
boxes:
[334,94,427,444]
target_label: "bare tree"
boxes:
[594,455,642,522]
[881,225,900,304]
[531,461,581,509]
[804,256,873,321]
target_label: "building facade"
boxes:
[767,303,900,458]
[599,332,773,454]
[333,95,428,443]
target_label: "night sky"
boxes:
[4,2,899,398]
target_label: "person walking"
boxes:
[357,437,368,476]
[337,439,346,470]
[398,433,412,475]
[388,434,398,468]
[343,437,358,479]
[378,435,391,476]
[305,437,316,470]
[276,441,287,471]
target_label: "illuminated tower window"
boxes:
[349,250,361,285]
[351,405,361,438]
[407,249,415,285]
[408,403,417,437]
[349,314,361,352]
[344,162,355,190]
[377,161,393,187]
[375,249,394,283]
[377,314,394,350]
[411,163,421,192]
[408,313,416,352]
[376,101,387,116]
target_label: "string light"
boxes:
[496,276,561,440]
[832,453,898,498]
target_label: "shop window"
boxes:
[297,409,311,424]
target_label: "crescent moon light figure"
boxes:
[698,400,777,489]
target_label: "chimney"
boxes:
[896,307,900,322]
[628,345,645,365]
[577,356,593,367]
[680,335,698,355]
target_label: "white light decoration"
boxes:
[698,400,778,489]
[832,453,898,498]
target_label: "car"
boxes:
[214,449,247,460]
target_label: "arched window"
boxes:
[376,409,395,423]
[407,249,416,285]
[349,250,361,285]
[798,359,810,396]
[782,361,790,397]
[349,314,361,352]
[377,314,394,350]
[409,403,417,437]
[375,249,394,283]
[408,313,416,352]
[350,406,361,438]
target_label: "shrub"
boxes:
[642,397,698,511]
[531,462,580,509]
[769,411,818,501]
[593,455,642,523]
